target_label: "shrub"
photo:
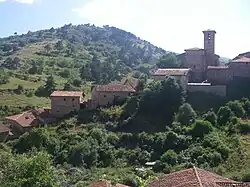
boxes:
[204,111,217,126]
[15,84,24,94]
[160,149,178,165]
[72,78,82,87]
[176,103,196,125]
[191,120,213,138]
[217,106,233,126]
[227,100,245,118]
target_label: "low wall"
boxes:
[187,84,227,96]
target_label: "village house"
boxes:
[50,91,86,117]
[0,125,13,142]
[5,108,54,136]
[147,166,250,187]
[91,84,136,107]
[152,68,191,89]
[122,77,140,91]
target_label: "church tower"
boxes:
[203,30,217,66]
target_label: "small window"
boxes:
[72,98,75,101]
[57,110,59,113]
[73,105,75,107]
[64,98,66,101]
[104,95,106,98]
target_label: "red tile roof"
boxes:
[231,57,250,63]
[147,167,236,187]
[207,66,229,70]
[50,91,83,97]
[0,125,11,133]
[90,181,130,187]
[5,108,54,128]
[153,68,191,76]
[94,84,136,92]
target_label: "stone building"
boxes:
[147,166,250,187]
[178,30,220,82]
[91,84,136,107]
[5,108,54,135]
[152,68,191,89]
[50,91,85,117]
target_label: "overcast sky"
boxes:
[0,0,249,58]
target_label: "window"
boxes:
[72,98,75,101]
[64,98,66,101]
[73,105,75,107]
[104,95,106,98]
[208,34,211,40]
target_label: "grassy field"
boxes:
[0,92,50,107]
[0,77,42,90]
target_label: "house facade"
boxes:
[91,84,136,107]
[50,91,85,117]
[152,68,191,89]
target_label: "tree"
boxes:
[204,111,217,126]
[15,84,24,94]
[0,151,58,187]
[44,75,56,95]
[217,106,233,126]
[176,103,197,125]
[157,53,180,68]
[44,43,52,53]
[55,40,64,52]
[160,149,178,165]
[191,120,213,138]
[0,68,9,84]
[227,100,245,118]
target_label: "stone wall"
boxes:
[206,67,233,85]
[229,62,250,78]
[91,89,131,107]
[51,96,82,117]
[184,50,206,82]
[187,84,226,96]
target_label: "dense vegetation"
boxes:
[0,24,249,187]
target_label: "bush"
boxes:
[72,78,82,87]
[227,100,245,118]
[160,149,178,165]
[15,84,24,94]
[191,120,213,138]
[176,103,196,125]
[204,111,217,126]
[217,106,233,126]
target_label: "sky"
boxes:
[0,0,249,58]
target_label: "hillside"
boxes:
[0,24,167,118]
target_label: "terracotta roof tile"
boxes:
[207,66,229,70]
[231,57,250,63]
[5,108,54,128]
[90,181,130,187]
[153,68,191,76]
[147,167,237,187]
[50,91,83,97]
[94,84,136,92]
[122,77,139,89]
[0,125,11,133]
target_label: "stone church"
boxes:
[177,30,220,82]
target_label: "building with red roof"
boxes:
[91,84,136,107]
[147,166,250,187]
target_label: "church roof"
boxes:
[184,47,204,51]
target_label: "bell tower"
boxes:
[203,29,216,66]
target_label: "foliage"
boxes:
[217,106,233,126]
[176,103,196,125]
[157,52,180,68]
[190,120,213,138]
[227,100,245,118]
[0,68,9,84]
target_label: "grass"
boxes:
[0,77,42,90]
[0,92,50,107]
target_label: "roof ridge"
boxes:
[193,166,203,187]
